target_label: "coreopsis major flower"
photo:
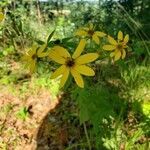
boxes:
[49,39,99,88]
[22,44,48,73]
[103,31,129,61]
[75,23,106,45]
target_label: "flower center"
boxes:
[117,43,123,50]
[66,58,75,67]
[88,30,94,36]
[32,54,37,60]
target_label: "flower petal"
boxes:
[49,50,66,64]
[28,45,37,56]
[38,52,48,57]
[29,60,36,73]
[122,49,126,59]
[110,52,115,57]
[60,68,70,88]
[95,31,106,37]
[37,44,46,56]
[92,34,100,44]
[71,68,84,88]
[75,53,99,65]
[75,65,95,76]
[124,34,129,44]
[51,65,66,79]
[21,55,31,61]
[108,36,117,45]
[0,12,4,22]
[89,23,94,30]
[103,45,116,51]
[84,27,90,31]
[114,50,121,61]
[75,29,88,36]
[72,39,86,59]
[118,31,123,41]
[52,46,71,58]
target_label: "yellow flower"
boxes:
[103,31,129,61]
[75,23,106,45]
[0,9,4,22]
[49,39,99,88]
[22,44,48,73]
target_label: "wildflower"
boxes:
[103,31,129,61]
[22,44,48,73]
[0,9,4,22]
[49,39,99,88]
[75,23,106,45]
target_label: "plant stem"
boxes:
[65,143,87,150]
[83,122,92,150]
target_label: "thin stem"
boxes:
[83,122,92,150]
[65,143,87,150]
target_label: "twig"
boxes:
[83,122,92,150]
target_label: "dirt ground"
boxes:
[0,86,84,150]
[0,88,60,150]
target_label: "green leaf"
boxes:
[35,39,45,45]
[16,107,29,121]
[76,85,116,128]
[47,29,55,44]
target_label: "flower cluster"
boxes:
[22,23,129,88]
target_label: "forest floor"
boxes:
[0,86,58,150]
[0,58,84,150]
[0,87,85,150]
